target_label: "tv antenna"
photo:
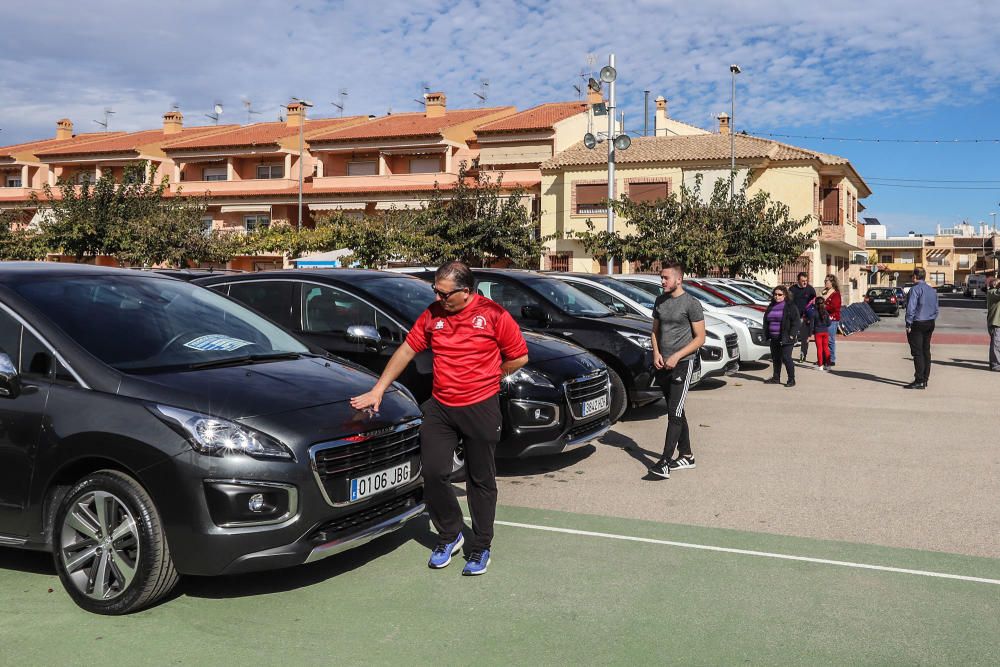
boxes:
[414,82,431,108]
[205,101,224,124]
[93,107,115,132]
[473,79,489,105]
[241,99,261,124]
[331,89,348,116]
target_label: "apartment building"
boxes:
[539,97,871,294]
[866,223,998,287]
[0,93,590,269]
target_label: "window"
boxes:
[575,183,608,215]
[4,174,21,188]
[227,281,298,330]
[570,282,633,315]
[201,217,214,235]
[548,253,571,271]
[203,166,227,181]
[958,255,970,268]
[870,233,877,240]
[244,214,270,232]
[300,284,378,335]
[408,157,440,174]
[627,181,669,204]
[821,187,840,223]
[474,279,545,321]
[256,164,284,179]
[347,161,377,176]
[930,272,945,286]
[20,327,56,380]
[73,170,98,185]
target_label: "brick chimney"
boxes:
[56,118,74,140]
[162,110,183,134]
[717,112,730,135]
[286,101,304,128]
[587,86,603,106]
[654,96,668,136]
[424,92,446,118]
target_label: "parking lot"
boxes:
[1,300,998,664]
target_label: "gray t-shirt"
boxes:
[653,290,705,361]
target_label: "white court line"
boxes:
[476,518,1000,586]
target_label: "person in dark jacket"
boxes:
[810,296,833,370]
[763,285,801,386]
[789,272,816,362]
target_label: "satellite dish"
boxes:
[214,103,224,115]
[599,65,617,83]
[588,77,602,93]
[583,133,597,150]
[614,134,631,151]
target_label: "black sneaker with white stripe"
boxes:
[648,459,670,478]
[667,455,696,471]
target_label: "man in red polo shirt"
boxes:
[351,261,528,576]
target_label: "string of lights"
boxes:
[747,131,1000,144]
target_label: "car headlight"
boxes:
[152,405,294,460]
[730,315,762,329]
[503,367,555,388]
[618,331,653,349]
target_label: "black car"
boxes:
[194,270,612,461]
[0,264,425,614]
[864,287,902,316]
[400,268,664,421]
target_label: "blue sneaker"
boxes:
[462,549,491,576]
[427,533,464,569]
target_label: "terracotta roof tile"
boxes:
[541,133,848,169]
[308,107,514,143]
[475,102,587,134]
[6,131,129,159]
[34,125,239,158]
[0,136,73,159]
[163,118,363,151]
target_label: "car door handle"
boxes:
[561,332,574,336]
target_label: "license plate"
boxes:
[728,346,739,358]
[350,462,411,502]
[874,298,886,303]
[580,394,608,416]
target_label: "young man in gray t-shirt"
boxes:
[648,261,706,479]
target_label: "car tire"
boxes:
[892,309,900,317]
[607,367,628,423]
[53,470,178,615]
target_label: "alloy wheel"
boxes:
[59,490,140,601]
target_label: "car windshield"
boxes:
[589,276,659,308]
[732,282,772,300]
[682,282,731,307]
[523,276,614,316]
[12,275,310,373]
[703,282,754,304]
[868,288,894,297]
[622,279,662,297]
[355,276,436,325]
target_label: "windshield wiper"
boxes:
[185,352,303,371]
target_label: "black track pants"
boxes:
[659,358,695,460]
[907,320,935,383]
[419,395,501,551]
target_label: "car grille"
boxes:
[308,488,424,544]
[563,370,610,420]
[724,333,739,357]
[566,416,610,443]
[310,421,421,506]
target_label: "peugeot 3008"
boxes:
[0,264,424,614]
[194,270,613,466]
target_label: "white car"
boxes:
[618,274,771,363]
[548,273,741,379]
[698,278,770,307]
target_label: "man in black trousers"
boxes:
[904,267,939,389]
[789,272,816,362]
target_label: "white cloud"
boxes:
[2,0,998,144]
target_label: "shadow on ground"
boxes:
[828,369,909,386]
[496,445,595,478]
[0,547,54,576]
[933,358,993,371]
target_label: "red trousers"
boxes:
[815,332,831,366]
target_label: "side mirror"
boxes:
[0,353,21,399]
[345,325,383,350]
[521,305,548,322]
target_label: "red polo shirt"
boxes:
[405,294,528,407]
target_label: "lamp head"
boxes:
[583,133,597,150]
[730,64,742,74]
[599,65,617,83]
[613,134,631,151]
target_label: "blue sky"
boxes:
[3,0,998,235]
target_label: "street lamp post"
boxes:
[291,97,314,231]
[729,64,741,199]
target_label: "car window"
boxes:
[0,309,21,368]
[301,284,377,334]
[475,279,545,321]
[12,275,309,373]
[683,282,730,307]
[355,276,436,326]
[521,276,612,316]
[20,327,56,380]
[570,282,630,313]
[227,281,297,329]
[623,280,662,298]
[590,276,658,308]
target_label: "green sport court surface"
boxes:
[1,503,997,666]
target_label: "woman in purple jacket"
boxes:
[763,285,801,387]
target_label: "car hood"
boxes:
[523,330,588,362]
[721,305,765,323]
[580,313,652,333]
[118,355,400,421]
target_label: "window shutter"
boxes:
[575,184,607,213]
[627,181,669,204]
[822,188,840,223]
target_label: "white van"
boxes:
[964,275,987,298]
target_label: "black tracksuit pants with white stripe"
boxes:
[659,358,694,460]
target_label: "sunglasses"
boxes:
[433,286,468,299]
[773,292,785,297]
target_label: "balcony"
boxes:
[881,261,922,272]
[818,221,861,249]
[311,172,458,192]
[171,178,299,195]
